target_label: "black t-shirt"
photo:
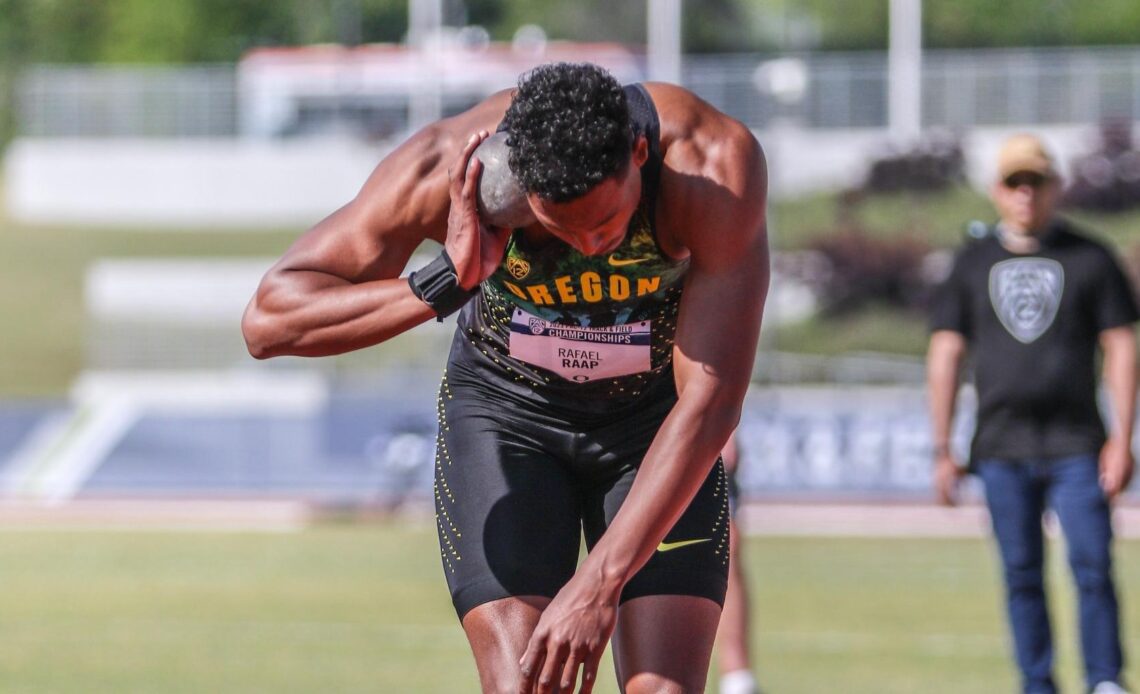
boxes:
[929,219,1139,461]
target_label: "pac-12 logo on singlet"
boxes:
[989,258,1064,343]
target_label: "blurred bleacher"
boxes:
[0,247,963,505]
[3,42,1140,509]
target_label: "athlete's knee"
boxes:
[471,646,528,694]
[478,668,524,694]
[463,597,548,694]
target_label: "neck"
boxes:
[996,222,1042,254]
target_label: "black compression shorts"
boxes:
[433,371,731,619]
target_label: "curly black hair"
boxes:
[501,63,633,203]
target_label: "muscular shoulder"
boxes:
[643,83,766,258]
[352,90,513,245]
[269,91,512,283]
[646,83,761,185]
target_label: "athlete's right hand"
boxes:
[517,569,616,694]
[444,131,512,290]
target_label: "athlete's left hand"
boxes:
[445,130,512,290]
[1100,436,1135,500]
[518,570,619,694]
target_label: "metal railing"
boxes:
[18,64,236,138]
[685,46,1140,130]
[14,46,1140,139]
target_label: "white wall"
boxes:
[4,137,390,229]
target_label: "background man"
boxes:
[243,62,769,693]
[926,133,1136,694]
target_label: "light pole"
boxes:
[647,0,682,84]
[408,0,444,131]
[888,0,922,144]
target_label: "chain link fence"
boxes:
[18,64,237,138]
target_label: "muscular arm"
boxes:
[519,88,769,691]
[927,331,966,453]
[589,85,767,582]
[926,330,967,504]
[588,154,767,591]
[241,93,512,359]
[1099,325,1137,498]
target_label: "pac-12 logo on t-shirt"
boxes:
[989,258,1064,343]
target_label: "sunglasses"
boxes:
[1002,172,1050,189]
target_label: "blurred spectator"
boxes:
[1065,121,1140,213]
[807,227,932,315]
[717,430,762,694]
[926,133,1137,694]
[864,132,966,194]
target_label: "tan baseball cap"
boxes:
[996,133,1057,181]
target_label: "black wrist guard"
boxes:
[408,250,476,321]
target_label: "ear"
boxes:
[632,135,649,168]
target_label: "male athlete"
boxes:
[243,62,769,693]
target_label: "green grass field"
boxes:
[2,524,1138,693]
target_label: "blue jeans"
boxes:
[977,454,1123,694]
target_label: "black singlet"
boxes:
[446,84,689,419]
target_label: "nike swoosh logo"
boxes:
[607,255,651,267]
[656,538,712,553]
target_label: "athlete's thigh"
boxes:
[435,382,581,619]
[612,594,721,693]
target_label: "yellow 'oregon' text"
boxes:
[502,273,662,306]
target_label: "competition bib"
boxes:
[508,308,652,382]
